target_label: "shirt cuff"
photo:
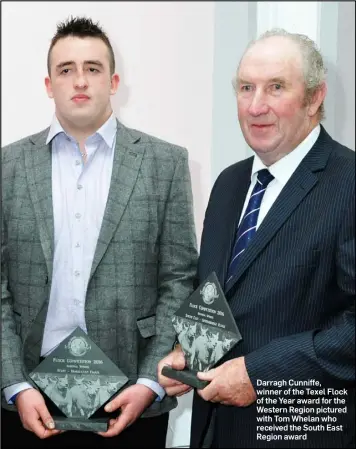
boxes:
[136,378,166,402]
[3,382,34,404]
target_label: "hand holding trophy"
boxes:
[29,328,128,431]
[161,272,242,389]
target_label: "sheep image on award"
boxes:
[29,327,128,432]
[161,272,242,389]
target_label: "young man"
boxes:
[158,29,355,448]
[2,17,198,448]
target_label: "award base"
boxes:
[53,416,109,432]
[47,403,120,432]
[161,366,209,389]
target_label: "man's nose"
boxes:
[74,71,88,89]
[248,91,269,116]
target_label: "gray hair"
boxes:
[233,28,327,121]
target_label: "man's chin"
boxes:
[245,135,279,154]
[67,112,97,126]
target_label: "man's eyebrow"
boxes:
[237,77,287,85]
[83,60,104,67]
[55,60,104,70]
[56,61,75,70]
[269,77,287,84]
[237,78,252,85]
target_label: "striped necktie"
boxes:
[225,168,274,288]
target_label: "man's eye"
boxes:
[88,68,99,73]
[272,83,282,90]
[241,85,252,92]
[60,68,70,74]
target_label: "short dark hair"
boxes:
[47,16,115,76]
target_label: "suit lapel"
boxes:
[24,130,54,281]
[89,121,144,279]
[22,129,53,370]
[225,126,333,295]
[215,159,252,288]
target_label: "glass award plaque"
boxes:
[161,272,242,389]
[29,327,128,432]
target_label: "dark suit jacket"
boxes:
[191,126,355,448]
[1,120,198,417]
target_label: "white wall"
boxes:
[334,2,355,149]
[257,1,320,42]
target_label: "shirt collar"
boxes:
[250,124,321,186]
[46,113,117,148]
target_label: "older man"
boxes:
[158,29,355,448]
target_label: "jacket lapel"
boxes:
[89,121,144,280]
[225,126,333,295]
[22,129,54,370]
[215,159,252,288]
[24,129,54,281]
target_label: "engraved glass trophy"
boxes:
[162,272,242,389]
[29,327,128,432]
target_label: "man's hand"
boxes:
[16,389,63,438]
[98,384,156,438]
[157,345,192,397]
[196,356,257,406]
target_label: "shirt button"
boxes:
[73,298,80,306]
[74,270,80,277]
[75,160,81,166]
[75,213,81,219]
[75,242,80,248]
[77,184,83,190]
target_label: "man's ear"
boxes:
[45,76,54,99]
[307,82,327,117]
[110,73,120,95]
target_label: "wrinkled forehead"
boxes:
[239,36,304,82]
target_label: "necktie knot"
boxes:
[257,169,274,188]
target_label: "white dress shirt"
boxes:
[4,113,165,403]
[239,125,321,227]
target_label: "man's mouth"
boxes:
[251,124,274,128]
[72,95,90,103]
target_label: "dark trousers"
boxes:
[1,408,168,448]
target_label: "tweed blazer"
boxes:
[1,119,198,417]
